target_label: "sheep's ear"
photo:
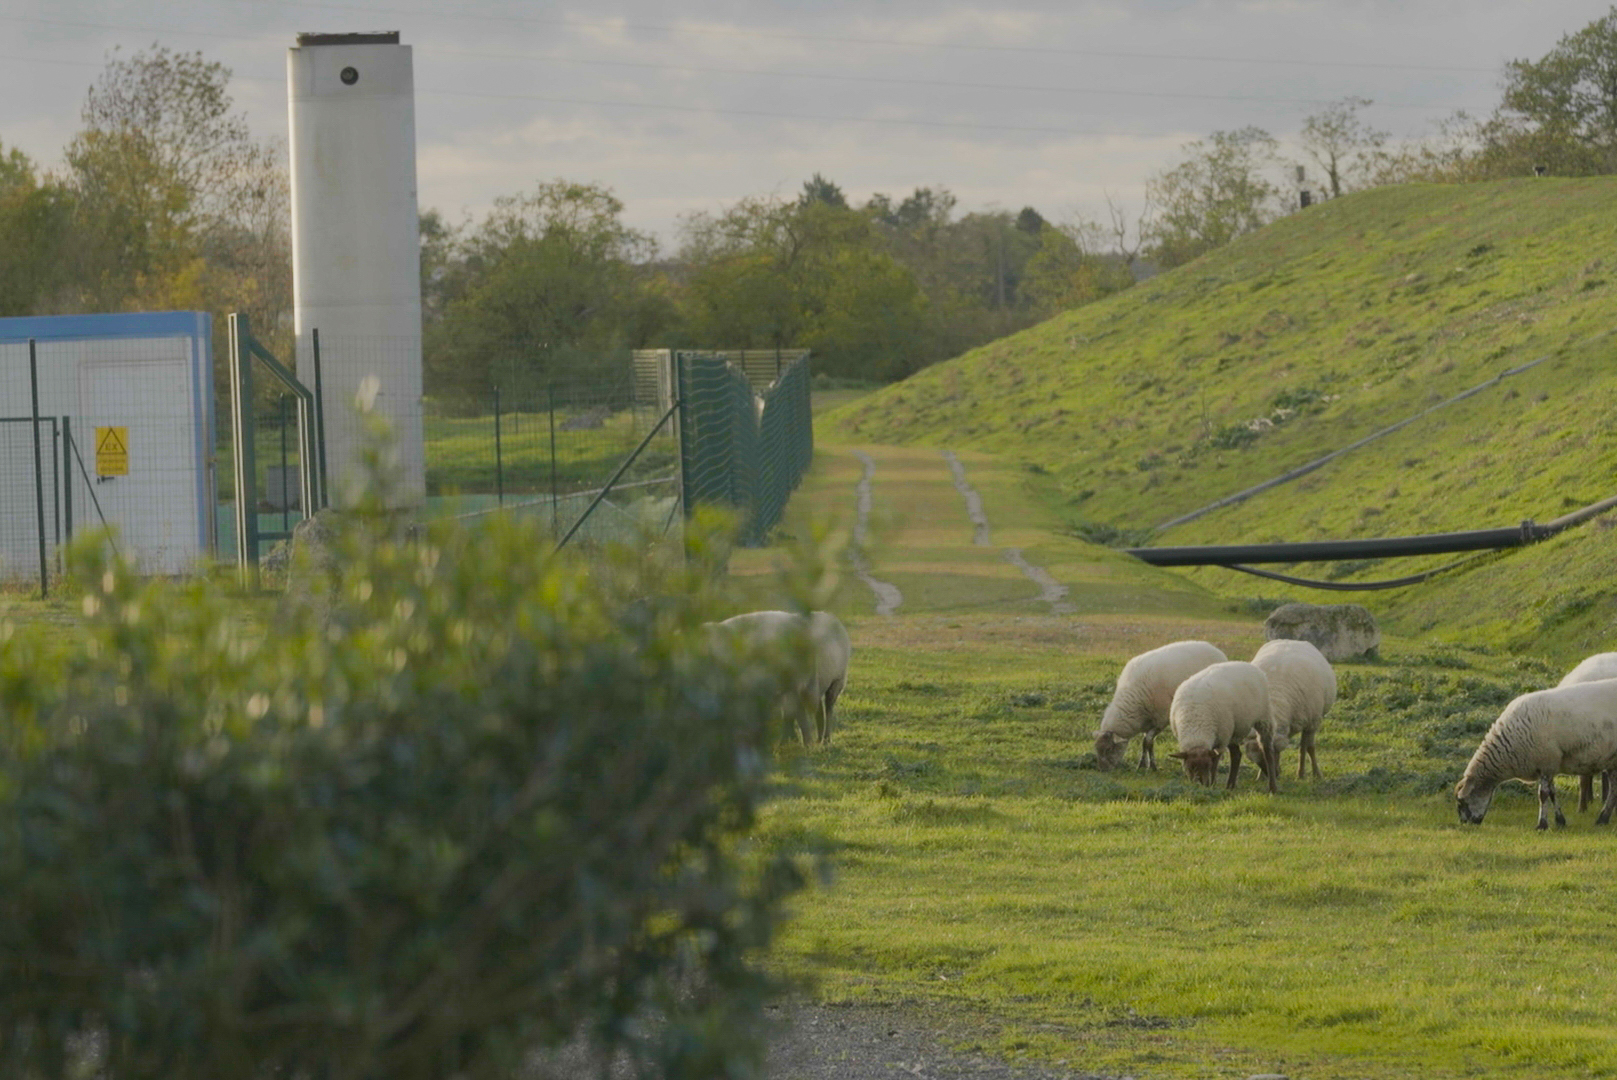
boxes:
[1168,751,1185,760]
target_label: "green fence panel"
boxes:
[677,351,813,546]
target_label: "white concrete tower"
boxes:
[287,31,425,506]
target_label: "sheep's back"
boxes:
[1101,640,1227,739]
[1251,639,1336,741]
[1558,652,1617,687]
[1170,660,1270,753]
[1465,680,1617,783]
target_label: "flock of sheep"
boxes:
[714,609,1617,832]
[1092,639,1334,796]
[1093,638,1617,830]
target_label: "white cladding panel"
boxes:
[0,315,213,581]
[288,39,425,505]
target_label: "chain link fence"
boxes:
[675,350,813,547]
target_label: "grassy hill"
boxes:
[826,178,1617,657]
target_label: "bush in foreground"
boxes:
[0,509,810,1079]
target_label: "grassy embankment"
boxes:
[728,443,1615,1080]
[826,178,1617,656]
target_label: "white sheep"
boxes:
[1557,652,1617,811]
[1243,639,1336,781]
[1455,678,1617,829]
[1093,640,1227,770]
[1168,660,1277,793]
[710,610,851,746]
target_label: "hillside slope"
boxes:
[827,178,1617,654]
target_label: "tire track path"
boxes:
[942,450,1074,615]
[852,451,903,616]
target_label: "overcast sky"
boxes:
[2,1,1611,249]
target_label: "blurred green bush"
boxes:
[0,499,813,1079]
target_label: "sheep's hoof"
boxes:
[1536,820,1549,831]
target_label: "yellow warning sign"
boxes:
[95,426,128,477]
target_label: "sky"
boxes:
[1,1,1611,250]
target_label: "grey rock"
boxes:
[1264,602,1380,661]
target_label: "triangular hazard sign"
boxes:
[98,428,127,454]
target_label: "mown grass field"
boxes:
[731,442,1617,1079]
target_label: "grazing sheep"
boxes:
[1168,660,1277,793]
[1557,652,1617,810]
[1243,639,1337,781]
[1093,640,1227,770]
[1455,679,1617,829]
[710,610,851,746]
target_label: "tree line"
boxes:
[4,8,1617,398]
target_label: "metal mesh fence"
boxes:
[677,350,813,546]
[1,317,215,587]
[428,376,682,546]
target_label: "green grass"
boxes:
[822,178,1617,653]
[728,442,1617,1078]
[216,405,677,503]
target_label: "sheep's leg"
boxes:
[820,677,844,745]
[1597,773,1617,826]
[1304,730,1321,779]
[1580,773,1594,813]
[1226,744,1243,791]
[793,689,817,747]
[1261,735,1278,795]
[1537,776,1566,830]
[1138,732,1155,771]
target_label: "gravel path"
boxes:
[852,451,903,616]
[941,451,1073,615]
[766,1004,1126,1080]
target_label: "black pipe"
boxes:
[1126,521,1551,567]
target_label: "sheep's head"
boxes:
[1455,776,1493,825]
[1093,731,1128,770]
[1170,747,1220,785]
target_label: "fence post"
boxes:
[227,313,260,589]
[675,353,693,521]
[279,394,291,535]
[61,415,73,543]
[312,328,329,510]
[548,383,558,537]
[28,339,48,598]
[494,384,505,508]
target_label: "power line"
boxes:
[0,13,1481,114]
[210,0,1502,74]
[424,45,1478,113]
[1,6,1502,76]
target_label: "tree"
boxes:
[423,180,671,402]
[1019,221,1134,315]
[1144,127,1282,268]
[798,172,848,209]
[56,43,291,345]
[0,142,78,315]
[1488,6,1617,175]
[678,196,928,378]
[1298,96,1389,198]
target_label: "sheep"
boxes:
[1243,639,1337,781]
[1167,660,1277,793]
[1557,652,1617,811]
[1093,640,1227,770]
[709,610,851,746]
[1455,679,1617,829]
